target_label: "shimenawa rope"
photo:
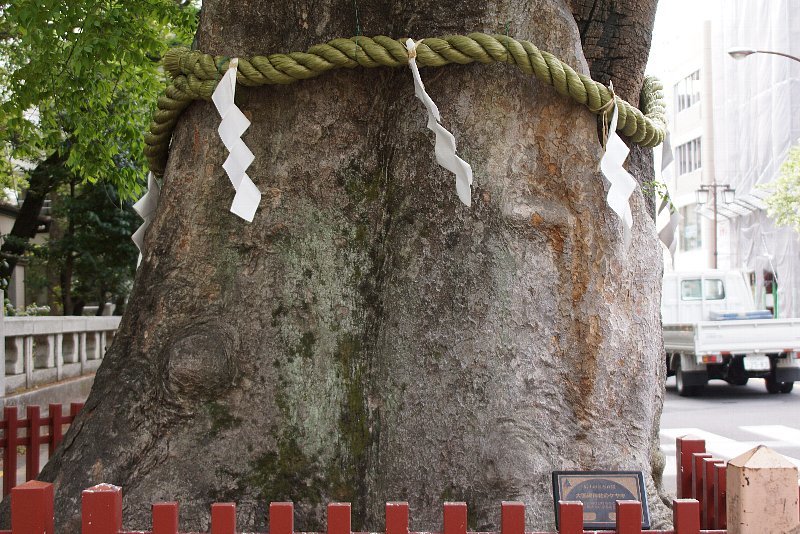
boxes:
[143,32,667,176]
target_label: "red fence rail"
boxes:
[0,403,83,497]
[676,436,729,530]
[2,481,726,534]
[3,410,796,534]
[676,435,800,529]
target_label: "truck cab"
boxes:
[662,271,757,324]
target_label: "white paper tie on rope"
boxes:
[657,132,680,256]
[212,58,261,222]
[132,172,161,266]
[599,98,636,245]
[661,132,674,170]
[405,39,473,207]
[658,199,681,256]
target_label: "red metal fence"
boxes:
[0,403,83,497]
[675,436,727,530]
[2,406,796,534]
[3,481,723,534]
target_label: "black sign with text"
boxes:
[552,471,649,530]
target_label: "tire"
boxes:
[726,358,748,386]
[779,382,794,394]
[676,359,703,397]
[765,375,781,394]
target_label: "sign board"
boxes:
[552,471,649,530]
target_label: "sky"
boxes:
[647,0,717,79]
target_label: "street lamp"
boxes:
[696,184,735,269]
[727,47,800,64]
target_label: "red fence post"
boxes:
[82,483,123,534]
[691,452,711,501]
[615,501,642,534]
[11,480,54,534]
[48,404,63,454]
[702,458,724,529]
[25,406,41,482]
[500,502,524,534]
[557,501,583,534]
[672,499,700,534]
[714,464,726,530]
[443,502,467,534]
[152,502,179,534]
[270,502,294,534]
[328,503,351,534]
[676,436,705,499]
[385,502,409,534]
[4,406,19,497]
[210,503,236,534]
[70,403,83,421]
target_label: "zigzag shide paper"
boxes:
[212,58,261,222]
[405,38,473,207]
[132,172,161,266]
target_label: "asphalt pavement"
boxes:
[659,376,800,496]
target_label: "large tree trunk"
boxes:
[24,0,669,531]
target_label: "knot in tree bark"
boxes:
[166,321,239,401]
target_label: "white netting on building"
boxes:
[711,0,800,317]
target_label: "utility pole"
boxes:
[696,183,735,269]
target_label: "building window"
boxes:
[675,70,701,112]
[676,138,701,175]
[679,205,702,251]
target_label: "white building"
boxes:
[649,0,800,317]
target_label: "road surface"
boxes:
[660,376,800,496]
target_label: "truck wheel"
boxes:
[726,358,748,386]
[676,360,702,397]
[779,382,794,394]
[765,375,781,394]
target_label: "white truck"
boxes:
[662,270,800,396]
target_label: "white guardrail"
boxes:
[1,307,120,396]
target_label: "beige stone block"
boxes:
[726,445,800,534]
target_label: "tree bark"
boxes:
[21,0,668,531]
[0,151,66,281]
[59,180,78,315]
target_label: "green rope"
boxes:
[144,32,667,177]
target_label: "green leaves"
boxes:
[25,178,141,311]
[0,0,198,200]
[763,144,800,234]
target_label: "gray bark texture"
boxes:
[11,0,671,531]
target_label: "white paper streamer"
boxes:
[661,131,674,171]
[132,172,161,266]
[405,39,473,207]
[656,132,680,256]
[658,204,681,256]
[212,58,261,222]
[599,100,636,245]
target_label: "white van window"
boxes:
[681,279,725,300]
[704,279,725,300]
[681,280,702,300]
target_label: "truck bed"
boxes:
[663,318,800,354]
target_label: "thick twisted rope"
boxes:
[144,32,667,176]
